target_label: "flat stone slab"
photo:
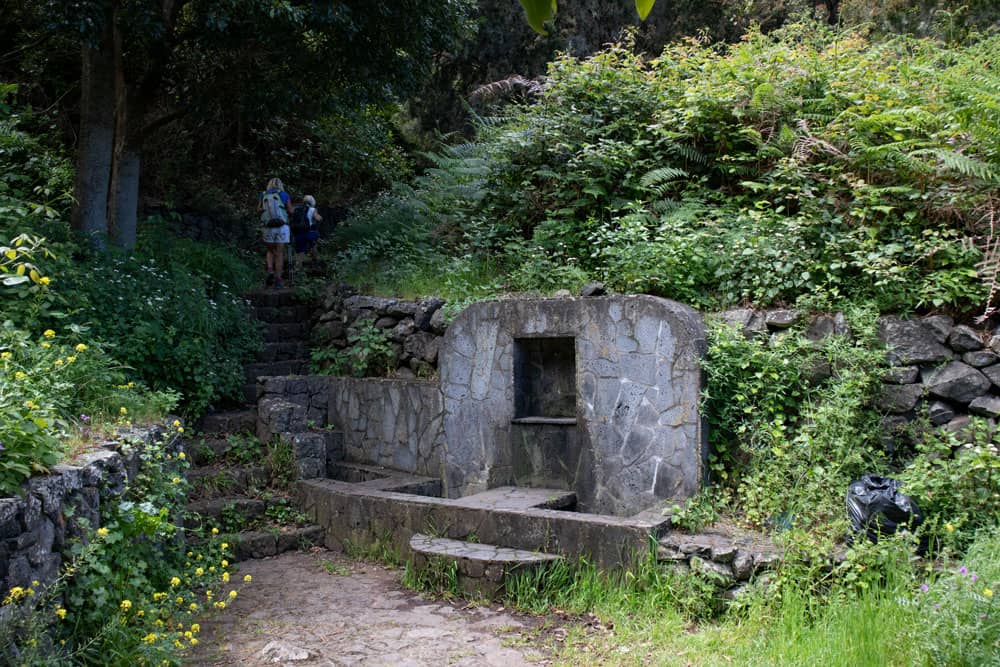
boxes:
[450,486,576,511]
[410,534,563,566]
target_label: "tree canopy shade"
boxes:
[20,0,472,248]
[519,0,655,34]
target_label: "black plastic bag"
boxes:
[846,474,922,543]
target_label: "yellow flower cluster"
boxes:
[97,527,109,538]
[120,600,132,612]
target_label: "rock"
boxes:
[948,325,983,352]
[386,301,419,319]
[923,315,955,343]
[804,358,833,386]
[404,332,440,365]
[968,395,1000,418]
[414,297,446,331]
[430,310,450,336]
[716,309,768,339]
[878,316,953,366]
[880,384,924,414]
[551,289,572,298]
[883,366,919,384]
[765,309,799,329]
[579,281,606,297]
[805,314,838,341]
[260,640,311,662]
[927,401,956,426]
[373,316,398,329]
[316,320,344,342]
[342,295,398,320]
[982,364,1000,388]
[925,361,991,404]
[732,551,754,580]
[963,350,998,367]
[390,318,417,343]
[689,556,734,585]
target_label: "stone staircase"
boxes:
[186,288,322,561]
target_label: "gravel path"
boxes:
[188,549,551,666]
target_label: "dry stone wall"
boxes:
[0,425,182,594]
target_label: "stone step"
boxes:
[244,359,310,383]
[409,533,563,597]
[254,304,312,324]
[240,383,258,405]
[246,290,303,308]
[256,341,310,363]
[263,322,311,343]
[185,497,267,528]
[231,525,325,562]
[188,437,233,466]
[197,410,256,436]
[187,464,271,499]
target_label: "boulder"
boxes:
[716,309,768,339]
[390,318,417,343]
[805,312,850,341]
[947,325,983,352]
[579,281,607,297]
[923,315,955,343]
[765,309,799,329]
[880,384,924,414]
[404,332,441,365]
[429,308,449,335]
[925,361,991,404]
[414,297,446,331]
[968,395,1000,419]
[883,366,919,384]
[878,316,953,366]
[963,350,998,368]
[927,401,956,426]
[982,364,1000,388]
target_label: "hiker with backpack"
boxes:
[258,177,293,288]
[290,194,322,272]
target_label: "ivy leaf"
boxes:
[519,0,556,35]
[635,0,656,20]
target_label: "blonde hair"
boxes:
[266,178,284,191]
[303,195,316,206]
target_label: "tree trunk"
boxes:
[108,11,143,252]
[71,30,115,248]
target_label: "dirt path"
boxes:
[189,549,552,666]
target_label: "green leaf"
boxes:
[519,0,556,35]
[635,0,655,20]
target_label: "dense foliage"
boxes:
[335,25,1000,317]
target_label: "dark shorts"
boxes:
[293,230,319,254]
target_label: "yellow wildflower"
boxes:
[120,600,132,612]
[39,276,51,286]
[205,590,213,600]
[212,527,219,535]
[14,371,25,379]
[175,596,183,605]
[189,603,198,611]
[0,352,10,359]
[119,406,128,415]
[222,572,230,583]
[66,356,76,363]
[170,577,180,587]
[221,543,229,550]
[195,567,204,576]
[40,342,50,348]
[177,427,184,433]
[986,589,994,598]
[221,559,228,567]
[190,637,199,646]
[244,575,252,583]
[142,633,157,644]
[75,343,87,352]
[191,623,200,633]
[172,477,181,485]
[97,527,109,538]
[946,524,955,533]
[127,381,134,388]
[43,329,55,338]
[228,590,237,599]
[184,631,192,639]
[53,358,63,367]
[172,419,181,427]
[55,607,67,620]
[178,451,186,460]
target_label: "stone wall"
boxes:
[326,378,446,479]
[440,295,706,516]
[314,285,447,378]
[256,376,343,480]
[0,425,182,593]
[717,308,1000,443]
